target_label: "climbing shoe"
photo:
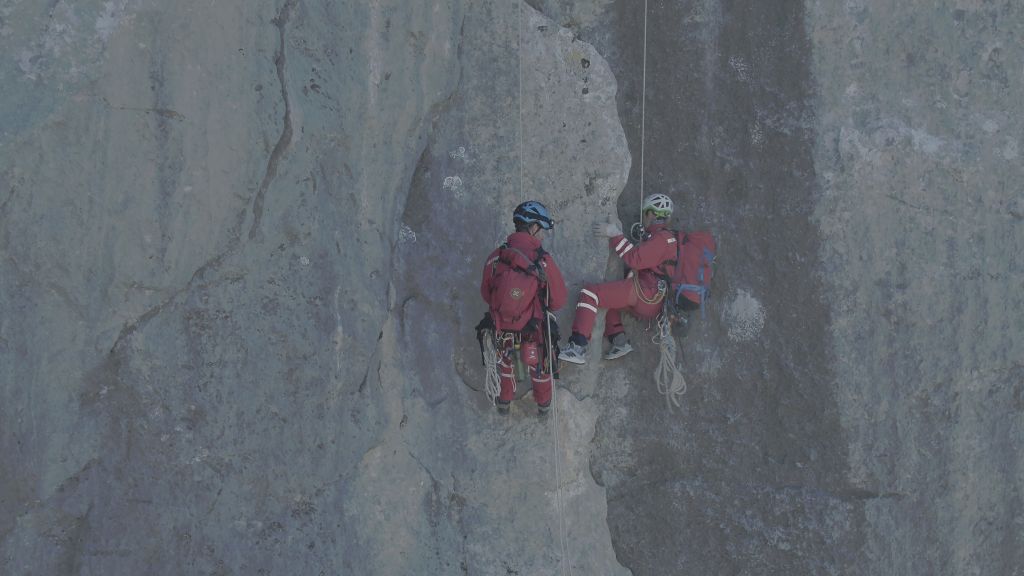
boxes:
[496,399,510,415]
[558,341,587,365]
[604,333,633,360]
[537,401,551,416]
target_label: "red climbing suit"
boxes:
[570,222,677,341]
[480,231,567,406]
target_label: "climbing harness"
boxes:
[478,325,543,405]
[479,328,541,405]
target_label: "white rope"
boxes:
[516,4,569,573]
[518,0,525,202]
[652,313,687,410]
[483,330,502,404]
[638,0,648,218]
[546,315,570,576]
[545,308,572,576]
[638,2,685,411]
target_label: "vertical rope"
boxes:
[519,3,569,574]
[518,0,525,202]
[639,0,649,218]
[546,307,572,576]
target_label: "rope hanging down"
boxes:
[518,0,525,202]
[652,313,687,409]
[638,0,648,218]
[637,1,688,411]
[516,4,570,575]
[545,307,572,576]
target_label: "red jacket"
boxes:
[607,222,677,291]
[481,232,568,327]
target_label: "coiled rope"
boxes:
[633,274,665,306]
[483,331,502,404]
[652,312,687,409]
[484,331,518,404]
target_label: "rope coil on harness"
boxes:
[633,274,666,306]
[652,312,687,409]
[480,327,523,405]
[483,330,503,404]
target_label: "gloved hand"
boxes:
[592,217,623,238]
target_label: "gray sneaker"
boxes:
[558,341,588,365]
[604,334,634,360]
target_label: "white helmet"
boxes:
[642,193,673,218]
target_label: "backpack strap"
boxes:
[490,244,549,332]
[655,229,682,284]
[500,246,548,283]
[673,283,709,319]
[489,243,508,277]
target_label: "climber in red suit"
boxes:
[559,193,689,364]
[480,201,567,414]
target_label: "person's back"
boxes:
[481,229,566,332]
[478,201,566,415]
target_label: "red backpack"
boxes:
[664,231,716,316]
[488,245,547,332]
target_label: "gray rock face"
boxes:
[530,2,1022,574]
[2,0,467,573]
[568,2,857,574]
[2,1,629,574]
[1,0,1021,575]
[809,2,1024,574]
[377,3,631,575]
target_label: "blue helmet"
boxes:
[513,200,553,230]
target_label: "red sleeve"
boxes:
[480,249,500,305]
[607,231,674,272]
[539,254,568,311]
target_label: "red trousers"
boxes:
[496,328,553,406]
[570,278,663,341]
